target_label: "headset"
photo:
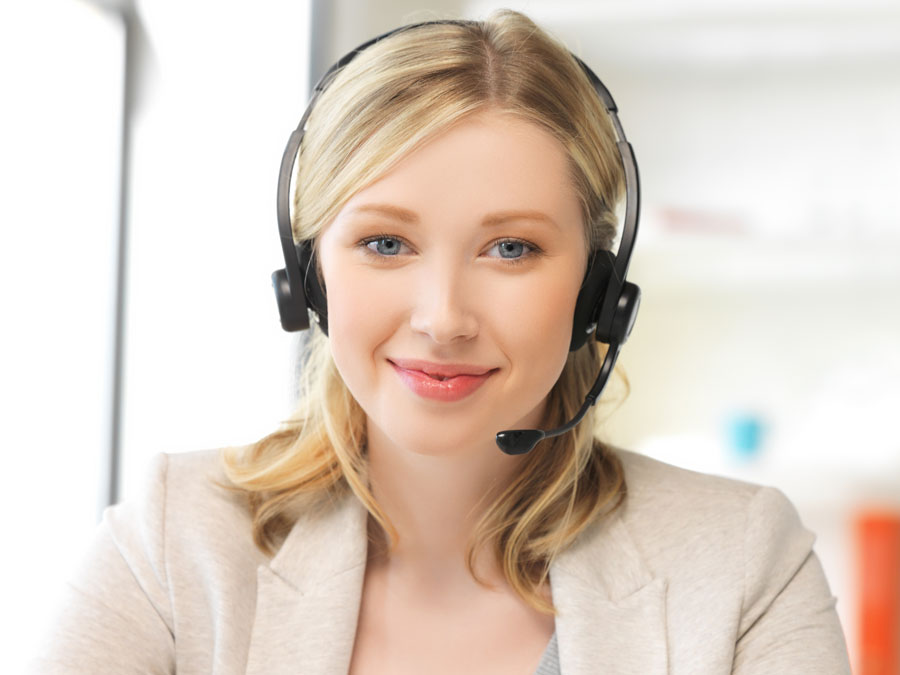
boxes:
[272,20,641,456]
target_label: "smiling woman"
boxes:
[29,8,851,675]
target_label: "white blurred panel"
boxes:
[120,1,311,499]
[0,0,123,668]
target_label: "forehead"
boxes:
[334,110,584,235]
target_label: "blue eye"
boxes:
[486,238,541,264]
[365,237,405,256]
[495,240,526,259]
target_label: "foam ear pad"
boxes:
[569,250,614,351]
[296,240,329,335]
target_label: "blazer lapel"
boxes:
[550,514,669,675]
[243,490,668,675]
[246,491,368,675]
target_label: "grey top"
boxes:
[534,631,560,675]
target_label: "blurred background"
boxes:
[2,0,898,670]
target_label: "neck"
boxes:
[364,419,526,586]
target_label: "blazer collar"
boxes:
[246,492,668,675]
[246,490,368,675]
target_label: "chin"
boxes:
[368,419,499,460]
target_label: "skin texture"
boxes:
[317,109,588,674]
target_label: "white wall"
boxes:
[0,1,123,668]
[119,0,311,500]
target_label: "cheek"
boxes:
[320,261,399,386]
[491,272,581,397]
[326,263,404,333]
[498,273,579,348]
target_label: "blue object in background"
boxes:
[725,413,765,462]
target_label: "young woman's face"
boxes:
[317,109,588,458]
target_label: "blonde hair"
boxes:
[224,9,629,614]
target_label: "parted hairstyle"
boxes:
[223,8,629,614]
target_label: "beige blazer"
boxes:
[30,448,851,674]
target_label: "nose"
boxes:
[408,259,479,345]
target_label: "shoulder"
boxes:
[592,450,850,671]
[610,449,818,629]
[617,446,761,502]
[616,447,806,529]
[112,447,251,528]
[612,447,813,567]
[104,447,266,588]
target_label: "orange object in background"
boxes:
[856,510,900,675]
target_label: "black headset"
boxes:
[272,20,642,455]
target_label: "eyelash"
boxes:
[357,233,543,267]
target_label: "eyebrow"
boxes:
[346,204,560,231]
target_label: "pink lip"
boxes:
[389,360,497,402]
[388,358,496,378]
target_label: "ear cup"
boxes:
[569,250,614,351]
[607,281,641,345]
[271,268,309,332]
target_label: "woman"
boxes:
[31,10,850,675]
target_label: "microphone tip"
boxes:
[495,429,546,455]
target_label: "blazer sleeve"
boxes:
[27,454,176,675]
[732,486,851,674]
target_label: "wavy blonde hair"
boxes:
[224,9,629,614]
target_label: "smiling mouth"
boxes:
[388,358,497,380]
[389,360,497,402]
